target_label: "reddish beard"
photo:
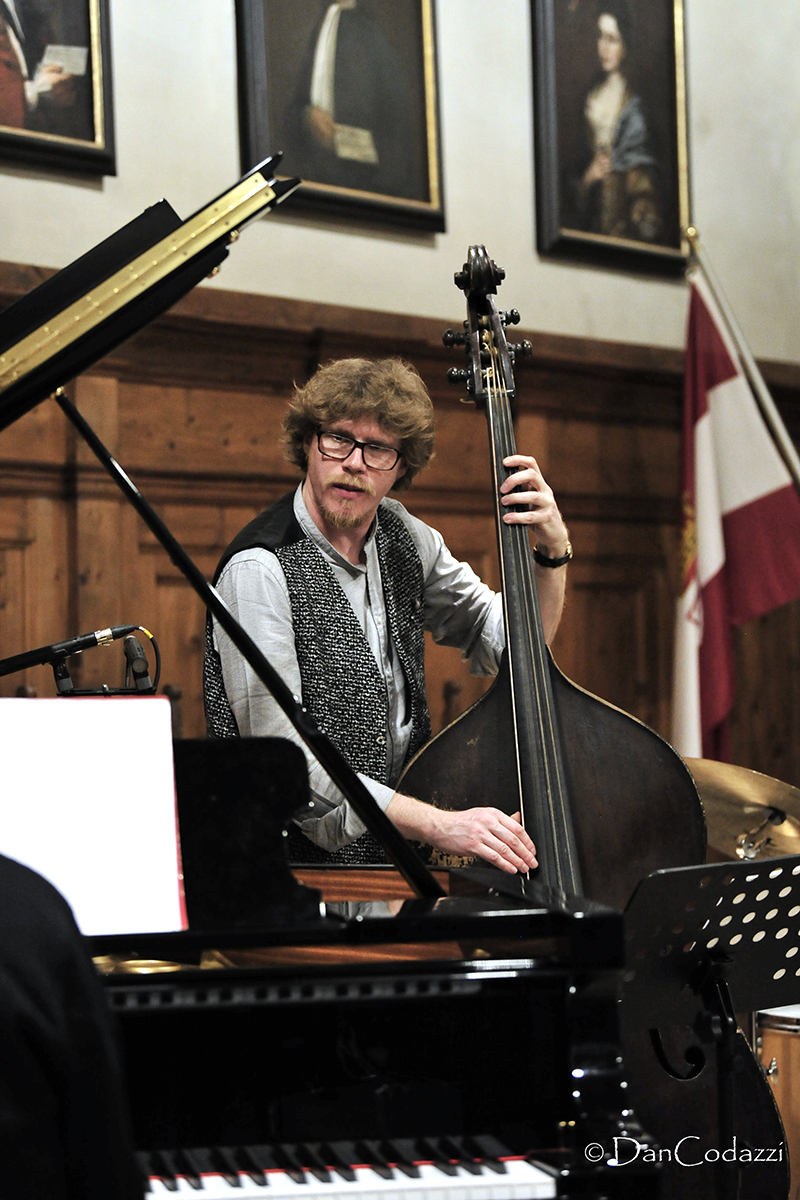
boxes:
[321,472,377,529]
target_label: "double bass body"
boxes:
[402,650,705,911]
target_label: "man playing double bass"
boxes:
[204,357,571,872]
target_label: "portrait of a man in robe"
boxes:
[0,0,113,174]
[0,0,93,140]
[237,0,443,229]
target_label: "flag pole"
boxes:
[686,226,800,495]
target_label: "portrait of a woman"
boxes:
[572,2,661,243]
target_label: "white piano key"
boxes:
[147,1157,555,1199]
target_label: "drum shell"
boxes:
[758,1006,800,1198]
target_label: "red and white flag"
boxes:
[671,275,800,759]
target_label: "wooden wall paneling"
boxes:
[137,504,228,738]
[73,496,131,690]
[23,498,71,695]
[543,416,682,515]
[149,563,209,740]
[0,497,34,695]
[117,382,297,480]
[515,411,551,473]
[0,496,71,699]
[553,512,680,738]
[728,601,800,789]
[0,395,69,468]
[554,536,675,736]
[536,404,682,741]
[417,400,492,496]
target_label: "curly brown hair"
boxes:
[283,358,435,493]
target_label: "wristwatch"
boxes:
[533,540,573,568]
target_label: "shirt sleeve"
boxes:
[395,506,505,676]
[213,549,395,852]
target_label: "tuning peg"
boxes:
[500,309,521,326]
[447,367,472,389]
[509,341,533,359]
[442,329,469,349]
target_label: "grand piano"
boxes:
[86,740,651,1200]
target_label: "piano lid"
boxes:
[0,155,298,434]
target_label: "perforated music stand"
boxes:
[621,856,800,1200]
[622,855,800,1029]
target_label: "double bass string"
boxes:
[483,337,531,852]
[483,317,581,894]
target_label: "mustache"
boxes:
[329,473,376,498]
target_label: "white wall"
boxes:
[0,0,797,361]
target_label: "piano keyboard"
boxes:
[139,1136,557,1198]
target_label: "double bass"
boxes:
[400,246,788,1199]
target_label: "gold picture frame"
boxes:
[235,0,444,232]
[532,0,690,272]
[0,0,115,175]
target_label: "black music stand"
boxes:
[622,855,800,1199]
[173,739,323,930]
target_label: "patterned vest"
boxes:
[203,491,431,864]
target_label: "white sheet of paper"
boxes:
[41,44,89,76]
[0,697,184,936]
[334,123,379,164]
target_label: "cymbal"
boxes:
[684,757,800,861]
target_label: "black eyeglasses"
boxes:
[316,428,402,471]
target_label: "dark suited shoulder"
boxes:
[0,854,143,1199]
[213,490,303,584]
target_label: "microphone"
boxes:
[0,625,139,679]
[123,635,153,692]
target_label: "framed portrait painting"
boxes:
[0,0,114,175]
[235,0,444,232]
[532,0,690,272]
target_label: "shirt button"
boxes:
[376,735,385,744]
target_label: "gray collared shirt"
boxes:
[214,486,504,851]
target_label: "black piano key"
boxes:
[235,1146,268,1187]
[465,1134,510,1174]
[319,1142,357,1183]
[136,1152,154,1193]
[139,1133,525,1192]
[415,1137,458,1176]
[272,1144,307,1184]
[174,1148,204,1191]
[245,1146,284,1178]
[440,1136,483,1175]
[353,1140,394,1180]
[379,1139,420,1179]
[151,1150,180,1192]
[209,1147,242,1188]
[293,1144,332,1183]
